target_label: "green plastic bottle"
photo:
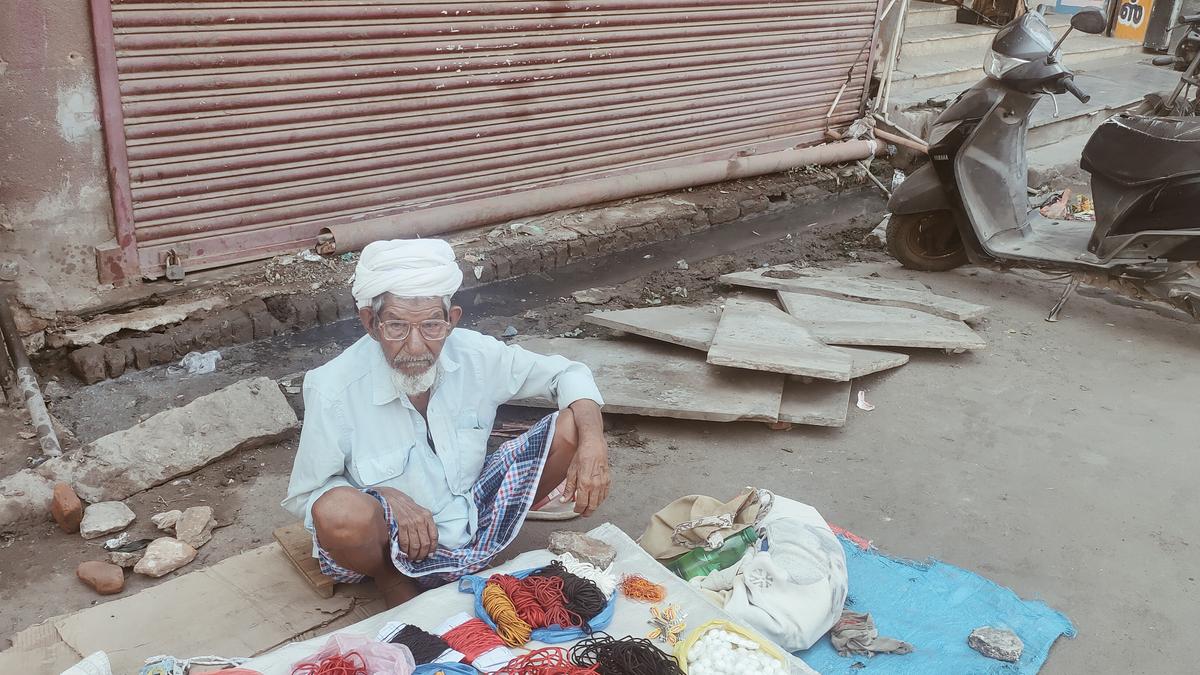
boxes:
[666,527,759,580]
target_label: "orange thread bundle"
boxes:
[620,574,667,603]
[482,581,533,647]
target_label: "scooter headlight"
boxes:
[983,50,1030,79]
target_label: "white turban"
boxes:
[350,238,463,309]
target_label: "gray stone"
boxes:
[0,471,55,529]
[776,292,987,350]
[174,506,216,549]
[548,531,617,569]
[779,379,852,428]
[134,537,197,577]
[38,377,299,504]
[42,381,68,399]
[571,287,620,305]
[151,510,183,531]
[513,337,783,423]
[968,627,1023,663]
[584,305,909,379]
[708,297,852,381]
[80,501,136,539]
[109,550,145,568]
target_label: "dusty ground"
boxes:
[2,187,1198,674]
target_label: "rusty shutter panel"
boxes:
[106,0,881,278]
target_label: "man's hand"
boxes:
[375,486,438,561]
[564,400,611,517]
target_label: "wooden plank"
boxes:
[584,304,910,377]
[274,522,335,599]
[513,337,784,423]
[721,267,989,321]
[708,297,852,381]
[779,378,851,427]
[777,292,987,350]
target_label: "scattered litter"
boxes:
[1038,189,1072,220]
[830,610,913,657]
[557,327,583,338]
[299,249,322,263]
[855,391,875,412]
[751,230,761,236]
[522,309,540,320]
[671,287,689,298]
[168,350,222,376]
[891,169,907,190]
[276,255,295,266]
[102,532,131,551]
[643,254,653,259]
[676,259,690,270]
[474,265,484,279]
[62,651,112,675]
[309,282,321,290]
[501,325,519,339]
[111,538,154,553]
[509,222,545,236]
[339,252,357,262]
[863,215,890,246]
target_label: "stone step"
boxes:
[905,0,959,28]
[901,15,1074,57]
[891,34,1146,94]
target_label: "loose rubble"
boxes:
[50,482,83,534]
[968,626,1024,663]
[79,501,136,539]
[134,538,197,577]
[174,506,216,549]
[76,561,125,595]
[151,510,183,531]
[109,551,145,569]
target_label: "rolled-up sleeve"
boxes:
[494,340,604,410]
[281,383,353,529]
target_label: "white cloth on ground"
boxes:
[689,495,848,652]
[351,238,464,308]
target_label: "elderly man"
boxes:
[282,239,610,606]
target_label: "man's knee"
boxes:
[312,487,382,545]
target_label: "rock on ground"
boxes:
[547,530,617,568]
[37,376,299,504]
[76,561,125,595]
[968,626,1024,663]
[134,538,198,577]
[109,550,144,568]
[151,510,183,531]
[79,501,136,539]
[0,471,55,528]
[50,483,83,533]
[174,506,216,549]
[571,287,619,305]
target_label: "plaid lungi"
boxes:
[316,412,557,586]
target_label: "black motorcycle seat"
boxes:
[1081,113,1200,186]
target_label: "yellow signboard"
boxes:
[1113,0,1154,41]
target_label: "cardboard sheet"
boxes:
[240,523,820,675]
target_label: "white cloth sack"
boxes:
[690,496,848,651]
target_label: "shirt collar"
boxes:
[368,337,460,406]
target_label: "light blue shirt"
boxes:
[281,330,604,550]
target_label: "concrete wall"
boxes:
[1,0,116,322]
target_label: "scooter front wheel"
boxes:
[886,211,968,272]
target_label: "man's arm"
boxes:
[565,398,610,516]
[281,385,352,529]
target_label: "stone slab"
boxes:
[722,268,989,321]
[708,297,852,381]
[39,377,299,504]
[777,292,987,350]
[0,471,55,529]
[779,378,851,427]
[55,297,227,348]
[512,338,784,423]
[584,305,910,378]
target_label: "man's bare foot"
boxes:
[376,575,422,608]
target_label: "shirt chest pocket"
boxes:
[351,444,413,487]
[454,411,490,490]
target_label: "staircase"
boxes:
[887,2,1182,182]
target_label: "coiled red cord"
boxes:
[442,617,506,661]
[492,646,598,675]
[291,651,369,675]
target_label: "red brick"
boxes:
[50,482,83,533]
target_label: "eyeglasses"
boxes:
[377,319,452,342]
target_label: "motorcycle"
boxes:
[1137,12,1200,116]
[886,6,1200,320]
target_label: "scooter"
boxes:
[886,6,1200,320]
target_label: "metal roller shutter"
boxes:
[96,0,882,279]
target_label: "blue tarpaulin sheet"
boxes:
[798,538,1075,674]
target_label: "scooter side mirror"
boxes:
[1070,8,1107,34]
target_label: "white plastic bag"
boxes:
[168,350,222,376]
[690,496,848,651]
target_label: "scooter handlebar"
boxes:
[1181,12,1200,23]
[1062,78,1091,104]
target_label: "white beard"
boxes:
[391,361,439,396]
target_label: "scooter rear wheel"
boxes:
[886,211,968,272]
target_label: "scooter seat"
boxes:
[1081,113,1200,186]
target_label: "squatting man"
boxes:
[283,238,611,606]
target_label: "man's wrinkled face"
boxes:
[359,295,463,382]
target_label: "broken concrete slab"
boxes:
[584,305,910,378]
[513,338,784,423]
[779,378,852,427]
[709,297,852,381]
[52,297,227,349]
[777,292,987,350]
[37,377,299,504]
[722,268,989,321]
